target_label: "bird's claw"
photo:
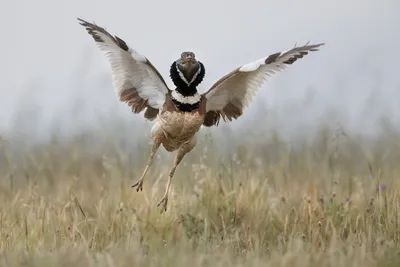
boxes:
[157,195,168,213]
[131,179,144,192]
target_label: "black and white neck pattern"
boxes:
[169,61,205,93]
[171,90,201,112]
[175,63,203,87]
[169,60,205,112]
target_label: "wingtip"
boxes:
[292,41,325,51]
[314,42,325,51]
[77,17,85,24]
[306,42,325,52]
[77,17,97,28]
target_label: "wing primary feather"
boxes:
[265,52,281,64]
[202,42,324,127]
[77,18,170,120]
[77,18,130,52]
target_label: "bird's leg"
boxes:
[157,136,196,213]
[132,140,161,192]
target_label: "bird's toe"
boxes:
[131,179,144,192]
[157,196,168,213]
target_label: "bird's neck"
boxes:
[175,86,198,97]
[171,89,201,112]
[169,61,206,92]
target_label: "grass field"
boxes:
[0,125,400,267]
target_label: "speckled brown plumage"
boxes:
[154,94,206,151]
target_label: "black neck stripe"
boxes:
[172,98,200,112]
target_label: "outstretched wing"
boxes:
[202,42,324,126]
[78,18,170,120]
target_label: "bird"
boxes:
[77,18,324,212]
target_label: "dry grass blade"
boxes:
[74,196,88,222]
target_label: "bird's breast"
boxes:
[158,110,204,141]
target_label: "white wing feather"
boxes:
[78,18,169,110]
[204,43,324,114]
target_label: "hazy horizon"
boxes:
[1,0,400,147]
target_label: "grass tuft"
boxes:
[0,127,400,266]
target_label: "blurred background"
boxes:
[1,0,399,150]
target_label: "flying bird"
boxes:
[77,18,324,212]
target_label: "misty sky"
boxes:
[1,0,400,145]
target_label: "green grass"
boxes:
[0,127,400,266]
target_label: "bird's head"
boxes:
[171,51,205,88]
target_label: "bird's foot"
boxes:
[131,179,144,192]
[157,194,168,213]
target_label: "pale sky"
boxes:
[1,0,399,145]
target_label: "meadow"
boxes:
[0,122,399,267]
